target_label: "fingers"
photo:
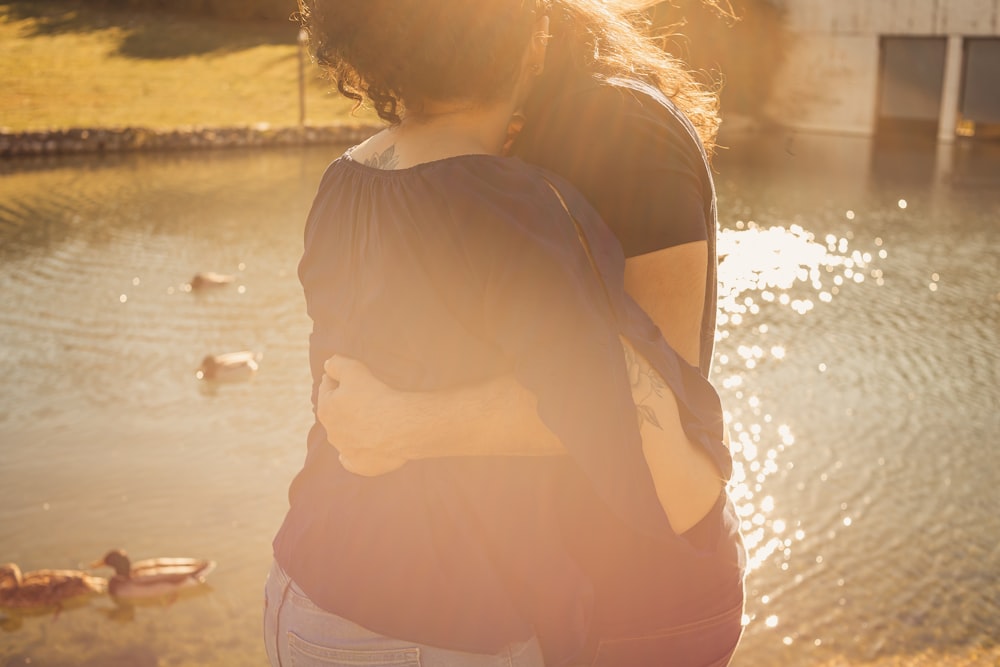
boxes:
[338,452,367,475]
[338,451,406,477]
[319,373,339,394]
[323,354,361,382]
[323,355,340,379]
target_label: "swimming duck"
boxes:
[0,562,107,610]
[89,549,216,600]
[189,272,234,290]
[196,351,259,382]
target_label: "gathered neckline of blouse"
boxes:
[341,145,508,176]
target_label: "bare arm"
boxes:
[623,241,707,369]
[324,242,723,530]
[326,241,707,464]
[325,337,721,533]
[320,356,563,477]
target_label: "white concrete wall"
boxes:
[779,0,1000,35]
[764,33,880,135]
[763,0,1000,136]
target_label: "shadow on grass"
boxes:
[1,0,300,58]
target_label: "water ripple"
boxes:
[1,141,998,667]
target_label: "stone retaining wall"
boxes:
[0,123,382,158]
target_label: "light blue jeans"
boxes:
[263,561,546,667]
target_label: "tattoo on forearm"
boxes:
[624,343,665,430]
[363,145,400,169]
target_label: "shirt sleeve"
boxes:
[514,82,709,258]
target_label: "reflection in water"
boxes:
[712,221,884,640]
[98,582,216,623]
[0,138,998,666]
[713,136,1000,666]
[0,147,324,667]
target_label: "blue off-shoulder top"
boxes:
[272,151,731,665]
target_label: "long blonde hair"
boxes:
[541,0,724,153]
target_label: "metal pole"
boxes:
[937,35,963,143]
[298,29,307,128]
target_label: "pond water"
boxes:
[0,135,997,667]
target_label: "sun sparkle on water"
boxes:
[714,221,883,586]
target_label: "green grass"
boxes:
[0,1,377,131]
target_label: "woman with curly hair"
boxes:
[266,1,744,666]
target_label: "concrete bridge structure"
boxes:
[763,0,1000,141]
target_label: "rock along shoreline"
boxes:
[0,123,382,159]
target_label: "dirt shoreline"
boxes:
[0,114,773,160]
[0,123,382,158]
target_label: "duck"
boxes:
[189,272,234,290]
[0,562,107,610]
[89,549,216,600]
[196,351,259,382]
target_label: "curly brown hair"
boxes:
[296,0,543,124]
[541,0,722,153]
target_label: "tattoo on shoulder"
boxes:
[624,343,665,431]
[363,145,400,169]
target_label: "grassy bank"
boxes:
[0,1,373,131]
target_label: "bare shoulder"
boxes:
[347,130,400,169]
